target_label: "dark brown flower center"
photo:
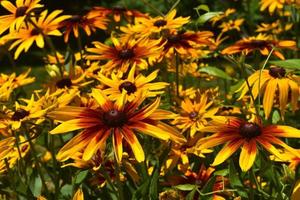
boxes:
[221,106,233,111]
[249,40,269,48]
[69,15,83,23]
[118,49,134,59]
[189,111,198,120]
[12,109,29,121]
[56,78,72,88]
[30,28,40,36]
[269,67,286,78]
[15,6,28,17]
[239,122,261,139]
[103,109,127,127]
[153,19,167,27]
[167,34,182,43]
[21,144,29,152]
[119,81,137,94]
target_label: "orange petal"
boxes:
[239,140,257,171]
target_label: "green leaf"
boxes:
[61,184,73,197]
[186,187,197,200]
[196,12,223,25]
[214,169,229,176]
[149,166,159,200]
[199,66,233,80]
[75,170,89,184]
[269,59,300,70]
[229,161,243,187]
[194,4,210,12]
[201,176,216,194]
[173,184,196,191]
[272,110,281,124]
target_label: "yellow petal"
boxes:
[239,140,257,171]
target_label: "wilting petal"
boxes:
[212,139,243,166]
[239,140,257,171]
[263,78,278,119]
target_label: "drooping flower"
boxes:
[236,66,300,119]
[86,37,163,74]
[196,117,300,171]
[96,64,168,102]
[48,89,185,163]
[221,34,296,60]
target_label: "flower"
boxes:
[5,10,70,59]
[0,0,43,35]
[172,92,225,137]
[60,9,107,42]
[72,188,84,200]
[270,148,300,170]
[221,34,296,60]
[87,37,163,73]
[120,9,189,38]
[210,8,236,26]
[161,30,214,58]
[260,0,290,13]
[48,89,185,163]
[236,66,300,119]
[219,19,244,33]
[196,117,300,171]
[96,64,168,102]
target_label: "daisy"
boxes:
[0,0,43,35]
[96,64,168,102]
[221,34,296,60]
[86,37,163,73]
[196,117,300,171]
[48,89,185,163]
[236,66,300,119]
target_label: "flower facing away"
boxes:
[236,66,300,119]
[196,117,300,171]
[96,63,169,102]
[0,0,43,35]
[4,10,70,59]
[86,37,163,73]
[72,188,84,200]
[48,89,186,163]
[221,34,296,60]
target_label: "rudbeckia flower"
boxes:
[196,117,300,171]
[270,148,300,171]
[48,89,185,163]
[91,6,148,22]
[0,0,43,35]
[96,64,168,102]
[120,9,189,38]
[87,37,163,73]
[5,10,70,59]
[172,92,225,137]
[260,0,288,13]
[219,18,244,33]
[72,188,84,200]
[221,34,296,60]
[236,66,300,119]
[162,30,214,58]
[60,9,108,42]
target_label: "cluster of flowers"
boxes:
[0,0,300,199]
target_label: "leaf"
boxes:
[229,160,243,187]
[149,166,159,200]
[201,176,216,194]
[194,4,210,12]
[75,170,89,184]
[272,110,281,124]
[186,187,197,200]
[173,184,196,191]
[269,59,300,70]
[214,169,229,176]
[61,184,73,197]
[199,66,233,80]
[197,12,223,25]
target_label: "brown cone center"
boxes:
[239,122,261,139]
[103,109,127,127]
[56,78,72,88]
[119,81,137,94]
[118,49,134,59]
[15,6,28,17]
[269,67,286,78]
[12,109,29,121]
[153,19,167,27]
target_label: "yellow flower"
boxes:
[0,0,43,35]
[219,19,244,33]
[172,91,225,137]
[260,0,291,13]
[236,67,300,119]
[5,10,70,59]
[221,34,296,60]
[48,90,185,163]
[120,9,189,38]
[210,8,236,26]
[96,64,168,102]
[87,37,163,74]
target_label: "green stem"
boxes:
[141,0,164,16]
